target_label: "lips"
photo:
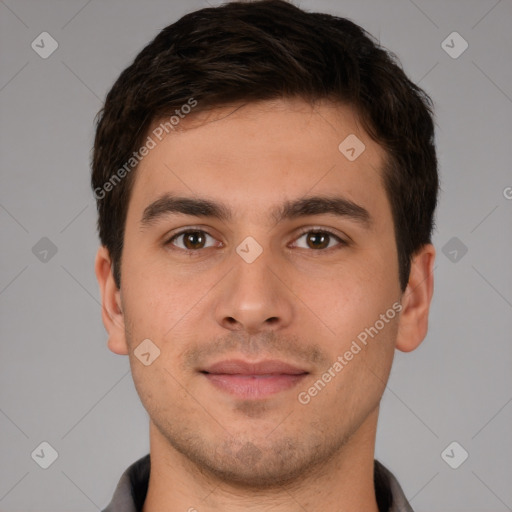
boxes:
[201,359,309,399]
[203,359,308,375]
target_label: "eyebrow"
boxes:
[275,196,371,227]
[140,194,371,228]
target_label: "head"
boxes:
[93,0,437,487]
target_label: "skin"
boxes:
[96,98,435,512]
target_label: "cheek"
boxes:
[121,255,193,338]
[290,252,400,345]
[129,357,196,428]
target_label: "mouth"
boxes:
[200,359,309,399]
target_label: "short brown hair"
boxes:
[92,0,438,290]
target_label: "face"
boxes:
[97,98,431,487]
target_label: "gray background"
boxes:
[1,0,511,510]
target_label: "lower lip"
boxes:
[204,373,307,399]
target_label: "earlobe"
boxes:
[395,244,435,353]
[94,246,129,355]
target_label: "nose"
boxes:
[214,252,294,334]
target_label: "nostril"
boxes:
[224,317,243,329]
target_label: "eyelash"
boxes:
[164,227,348,252]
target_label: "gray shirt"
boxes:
[102,455,414,512]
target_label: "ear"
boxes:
[94,246,129,355]
[396,244,435,353]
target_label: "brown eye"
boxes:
[168,230,216,250]
[293,230,345,250]
[306,232,330,249]
[183,231,206,249]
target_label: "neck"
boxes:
[142,409,380,512]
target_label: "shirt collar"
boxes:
[102,454,413,512]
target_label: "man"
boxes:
[93,1,438,510]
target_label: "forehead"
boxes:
[127,98,390,224]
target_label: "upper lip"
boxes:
[201,359,308,375]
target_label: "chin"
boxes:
[175,433,334,489]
